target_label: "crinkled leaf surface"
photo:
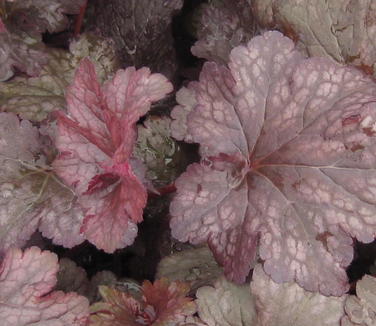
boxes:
[253,0,376,77]
[0,17,48,81]
[0,112,84,252]
[170,87,197,143]
[88,0,183,79]
[0,33,118,121]
[195,276,256,326]
[0,247,89,325]
[341,275,376,326]
[89,279,196,326]
[170,31,376,295]
[36,180,85,248]
[251,264,346,326]
[134,116,184,187]
[191,0,257,63]
[53,58,172,253]
[0,111,42,251]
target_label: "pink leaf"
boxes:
[53,58,172,253]
[0,247,89,325]
[170,31,376,296]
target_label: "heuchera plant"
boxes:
[170,31,376,296]
[53,58,173,253]
[1,0,376,323]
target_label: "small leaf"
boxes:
[134,116,185,187]
[196,276,256,326]
[156,246,222,293]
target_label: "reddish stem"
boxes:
[149,183,176,198]
[74,0,88,37]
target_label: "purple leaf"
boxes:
[170,31,376,296]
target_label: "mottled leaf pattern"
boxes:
[0,247,89,325]
[251,264,346,326]
[170,31,376,295]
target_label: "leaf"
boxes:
[56,258,90,297]
[89,279,196,326]
[87,271,118,304]
[0,112,84,252]
[0,247,89,326]
[0,17,48,81]
[6,0,85,35]
[134,116,184,187]
[191,0,257,63]
[251,264,346,326]
[0,33,118,121]
[170,87,197,143]
[0,112,45,253]
[195,276,256,326]
[87,0,183,79]
[53,58,173,253]
[253,0,376,77]
[341,275,376,326]
[170,31,376,295]
[0,171,85,252]
[36,181,85,248]
[156,246,223,293]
